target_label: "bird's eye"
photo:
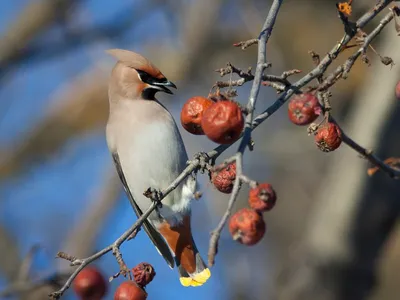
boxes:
[137,70,167,85]
[137,70,151,83]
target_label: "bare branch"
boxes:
[208,0,284,266]
[208,153,243,266]
[0,0,75,72]
[339,125,400,179]
[252,0,395,128]
[233,38,259,50]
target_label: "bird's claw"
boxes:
[143,187,163,208]
[194,152,213,174]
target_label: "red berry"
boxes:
[229,208,266,246]
[201,101,244,144]
[73,266,107,300]
[114,281,147,300]
[314,122,342,152]
[180,96,214,135]
[396,80,400,100]
[211,162,236,194]
[248,183,277,212]
[288,93,321,125]
[131,263,156,288]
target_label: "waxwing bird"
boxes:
[105,49,211,287]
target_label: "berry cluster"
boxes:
[210,162,276,246]
[287,92,342,152]
[73,263,155,300]
[181,95,244,144]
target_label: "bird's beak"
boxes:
[151,80,177,95]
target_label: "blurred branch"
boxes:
[0,68,109,181]
[0,0,76,78]
[0,226,21,281]
[60,168,122,261]
[17,245,41,282]
[0,271,70,298]
[0,0,164,77]
[165,0,226,80]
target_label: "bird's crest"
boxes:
[106,49,164,79]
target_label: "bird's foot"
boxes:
[143,187,163,208]
[190,152,213,174]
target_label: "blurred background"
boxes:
[0,0,399,299]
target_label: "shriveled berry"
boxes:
[229,208,265,246]
[288,93,321,126]
[211,162,236,194]
[201,101,244,144]
[131,263,155,288]
[314,122,342,152]
[181,96,214,135]
[248,183,277,212]
[395,80,400,100]
[114,281,147,300]
[73,266,107,300]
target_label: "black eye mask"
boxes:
[136,69,177,98]
[136,70,168,85]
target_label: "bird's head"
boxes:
[106,49,177,100]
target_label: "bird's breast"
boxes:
[107,100,195,225]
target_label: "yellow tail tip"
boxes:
[180,269,211,287]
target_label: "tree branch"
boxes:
[208,0,284,266]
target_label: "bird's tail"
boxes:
[158,216,211,287]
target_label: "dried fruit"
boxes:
[114,281,147,300]
[201,101,244,144]
[229,208,266,246]
[132,263,156,288]
[180,96,214,135]
[314,122,342,152]
[248,183,277,213]
[288,93,321,126]
[337,2,352,16]
[73,266,107,300]
[396,80,400,100]
[211,162,236,194]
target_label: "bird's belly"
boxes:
[117,121,191,224]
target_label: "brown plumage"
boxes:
[158,216,197,274]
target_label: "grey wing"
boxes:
[112,153,175,269]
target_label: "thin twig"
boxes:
[252,0,394,127]
[334,120,400,179]
[342,10,395,78]
[208,153,243,266]
[233,38,258,50]
[316,10,395,91]
[208,0,284,266]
